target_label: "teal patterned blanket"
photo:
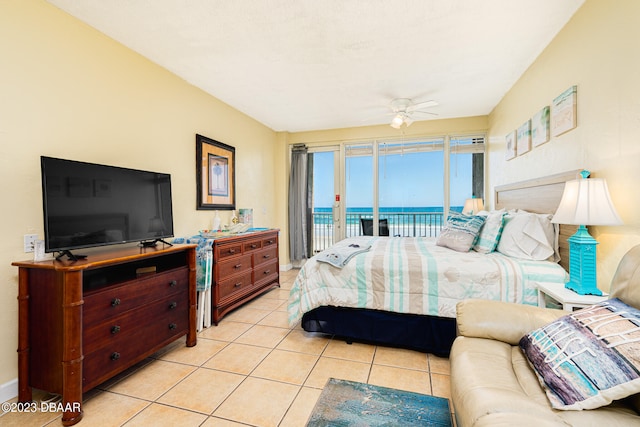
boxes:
[288,236,568,326]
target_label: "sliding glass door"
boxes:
[345,143,374,237]
[298,133,484,255]
[308,147,340,254]
[378,139,445,237]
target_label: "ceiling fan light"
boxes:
[390,114,404,129]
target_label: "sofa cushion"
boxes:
[520,298,640,410]
[450,336,566,427]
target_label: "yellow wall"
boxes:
[487,0,640,290]
[0,0,278,388]
[288,116,488,145]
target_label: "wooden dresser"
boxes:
[212,229,279,324]
[12,244,197,426]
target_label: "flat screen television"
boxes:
[41,156,174,260]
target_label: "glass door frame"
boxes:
[308,145,342,246]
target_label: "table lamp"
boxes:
[463,197,484,215]
[551,170,622,295]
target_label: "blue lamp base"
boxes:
[566,225,602,296]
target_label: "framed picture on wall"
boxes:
[505,130,517,160]
[552,85,577,137]
[517,120,531,155]
[532,106,550,146]
[196,134,236,210]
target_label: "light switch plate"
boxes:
[24,234,38,253]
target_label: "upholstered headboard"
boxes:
[494,170,582,271]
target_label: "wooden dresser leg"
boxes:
[17,268,32,403]
[61,272,84,426]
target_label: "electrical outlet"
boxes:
[24,234,38,253]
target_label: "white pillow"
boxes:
[473,209,505,254]
[496,211,556,261]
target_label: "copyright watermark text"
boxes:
[2,401,81,413]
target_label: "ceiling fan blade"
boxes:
[410,110,439,116]
[407,100,438,112]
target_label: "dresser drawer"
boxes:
[253,259,278,286]
[217,254,252,278]
[253,246,277,267]
[216,242,243,259]
[262,236,277,248]
[217,271,253,301]
[83,268,188,327]
[83,306,188,390]
[243,240,262,252]
[83,292,188,355]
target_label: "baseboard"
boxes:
[0,378,18,403]
[280,263,293,271]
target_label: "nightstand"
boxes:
[537,282,608,312]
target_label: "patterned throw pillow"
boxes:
[520,298,640,410]
[473,209,506,254]
[435,214,486,252]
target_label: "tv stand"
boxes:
[140,238,174,248]
[13,244,197,426]
[55,250,87,262]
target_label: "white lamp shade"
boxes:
[390,114,404,129]
[463,198,484,214]
[552,177,622,225]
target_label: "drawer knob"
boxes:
[111,352,120,361]
[111,325,121,334]
[168,323,177,330]
[228,248,236,254]
[251,244,257,248]
[169,280,177,287]
[111,298,121,307]
[234,264,242,269]
[234,283,242,288]
[168,301,177,309]
[264,270,271,275]
[266,240,273,244]
[263,254,270,259]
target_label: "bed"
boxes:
[287,170,581,356]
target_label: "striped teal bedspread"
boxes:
[288,236,568,325]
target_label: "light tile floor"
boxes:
[1,268,453,427]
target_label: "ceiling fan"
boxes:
[388,98,438,129]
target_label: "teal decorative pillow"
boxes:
[520,298,640,410]
[435,214,485,252]
[473,209,505,254]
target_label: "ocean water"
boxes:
[312,206,463,228]
[314,206,459,213]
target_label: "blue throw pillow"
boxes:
[473,209,506,254]
[520,298,640,410]
[435,214,486,252]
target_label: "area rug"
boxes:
[306,378,452,426]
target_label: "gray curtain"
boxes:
[289,145,309,262]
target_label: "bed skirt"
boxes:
[301,306,456,357]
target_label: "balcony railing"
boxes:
[312,211,445,254]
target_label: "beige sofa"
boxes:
[450,244,640,426]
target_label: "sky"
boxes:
[312,149,474,209]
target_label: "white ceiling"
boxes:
[47,0,584,132]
